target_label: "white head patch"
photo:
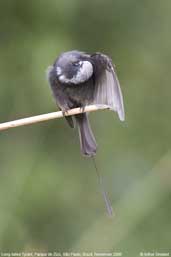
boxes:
[56,66,62,76]
[58,61,93,84]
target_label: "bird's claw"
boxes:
[62,110,69,116]
[80,106,85,113]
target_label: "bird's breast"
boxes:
[63,79,95,106]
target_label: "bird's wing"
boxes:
[90,53,125,121]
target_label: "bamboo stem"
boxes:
[0,105,109,132]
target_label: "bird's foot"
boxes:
[79,106,85,113]
[62,110,69,117]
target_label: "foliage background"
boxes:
[0,0,170,255]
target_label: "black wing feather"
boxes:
[91,53,125,121]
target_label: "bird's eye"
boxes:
[72,62,80,67]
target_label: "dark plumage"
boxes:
[47,50,125,156]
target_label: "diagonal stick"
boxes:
[0,105,109,132]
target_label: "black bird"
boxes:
[47,50,125,156]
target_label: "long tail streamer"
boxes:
[92,156,113,217]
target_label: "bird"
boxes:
[47,50,125,216]
[47,50,125,157]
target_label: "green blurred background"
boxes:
[0,0,170,255]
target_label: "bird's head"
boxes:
[54,51,93,85]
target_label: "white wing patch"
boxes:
[59,61,93,85]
